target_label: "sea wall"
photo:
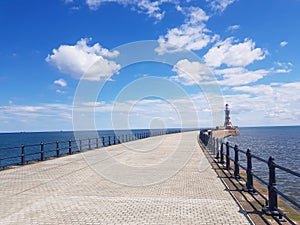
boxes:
[200,127,239,141]
[211,127,239,139]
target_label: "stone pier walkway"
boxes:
[0,131,252,224]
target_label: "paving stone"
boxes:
[0,132,251,225]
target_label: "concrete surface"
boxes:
[0,131,251,225]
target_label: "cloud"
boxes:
[86,0,125,10]
[85,0,168,20]
[280,41,288,47]
[232,84,274,96]
[226,82,300,125]
[204,38,267,67]
[56,89,66,94]
[214,61,292,86]
[0,104,72,121]
[46,38,120,81]
[54,78,67,87]
[206,0,236,12]
[156,7,218,54]
[0,103,74,131]
[137,0,165,20]
[226,25,240,32]
[214,67,270,86]
[171,59,213,85]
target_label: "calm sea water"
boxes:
[227,126,300,207]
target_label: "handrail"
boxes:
[0,129,191,169]
[199,130,299,222]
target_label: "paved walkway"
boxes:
[0,131,251,224]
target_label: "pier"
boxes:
[0,131,251,224]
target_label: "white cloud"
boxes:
[225,82,300,125]
[171,59,213,85]
[56,89,66,94]
[54,78,67,87]
[46,38,120,81]
[85,0,168,20]
[280,41,288,47]
[0,103,74,132]
[206,0,236,12]
[187,6,209,24]
[176,5,182,12]
[232,84,274,96]
[215,67,270,86]
[86,0,125,10]
[156,7,217,54]
[204,38,267,67]
[0,104,72,121]
[273,62,293,73]
[226,24,240,32]
[213,61,292,86]
[137,0,165,20]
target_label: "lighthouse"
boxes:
[224,104,233,128]
[212,104,239,138]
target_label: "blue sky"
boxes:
[0,0,299,132]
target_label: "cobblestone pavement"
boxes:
[0,131,252,224]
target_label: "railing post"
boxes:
[68,140,72,154]
[264,156,279,215]
[215,138,220,159]
[56,141,60,157]
[234,145,240,179]
[225,142,230,170]
[40,142,44,161]
[220,143,224,164]
[21,144,25,165]
[114,136,116,145]
[102,137,105,147]
[206,134,209,146]
[243,149,255,193]
[108,136,111,146]
[79,140,82,151]
[212,137,215,153]
[96,138,99,148]
[88,138,91,150]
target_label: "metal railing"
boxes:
[0,129,185,169]
[199,130,300,224]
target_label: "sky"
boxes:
[0,0,300,132]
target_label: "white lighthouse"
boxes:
[213,104,239,137]
[224,104,233,128]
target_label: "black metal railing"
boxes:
[199,130,300,223]
[0,129,188,169]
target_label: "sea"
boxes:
[0,128,181,168]
[0,126,299,208]
[227,126,300,208]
